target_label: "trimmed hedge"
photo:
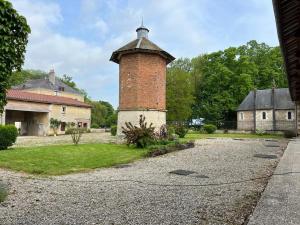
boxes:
[203,124,217,134]
[147,140,195,157]
[0,125,18,150]
[110,125,117,136]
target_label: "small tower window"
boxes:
[59,86,65,91]
[240,112,244,120]
[62,106,66,114]
[262,112,267,120]
[287,111,292,120]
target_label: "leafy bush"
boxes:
[147,140,195,157]
[0,125,18,150]
[158,124,168,140]
[122,115,155,148]
[255,129,265,136]
[283,130,297,138]
[167,125,175,135]
[203,124,217,134]
[50,118,61,135]
[0,182,8,203]
[68,128,84,145]
[175,125,188,138]
[110,125,117,136]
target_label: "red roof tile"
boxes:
[7,89,91,108]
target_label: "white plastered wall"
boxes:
[117,110,166,136]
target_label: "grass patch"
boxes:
[0,182,8,203]
[0,143,147,175]
[182,132,284,141]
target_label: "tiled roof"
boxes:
[7,89,91,108]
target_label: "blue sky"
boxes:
[11,0,279,108]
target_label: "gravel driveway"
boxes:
[0,138,287,225]
[14,132,117,147]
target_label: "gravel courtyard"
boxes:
[14,132,117,147]
[0,138,287,225]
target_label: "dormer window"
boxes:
[59,86,65,91]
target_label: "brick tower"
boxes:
[110,23,175,135]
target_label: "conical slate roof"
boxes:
[110,36,175,64]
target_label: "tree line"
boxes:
[166,40,287,124]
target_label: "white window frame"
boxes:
[240,112,244,120]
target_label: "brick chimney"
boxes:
[48,69,55,85]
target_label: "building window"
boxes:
[240,112,244,120]
[59,86,65,91]
[60,122,66,131]
[262,112,267,120]
[62,106,66,114]
[287,111,292,120]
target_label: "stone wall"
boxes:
[49,104,91,134]
[237,109,296,131]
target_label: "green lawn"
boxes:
[0,144,147,175]
[183,132,284,140]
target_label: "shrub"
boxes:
[255,129,265,136]
[68,128,84,145]
[110,125,117,136]
[122,115,155,148]
[0,125,18,150]
[175,125,188,138]
[0,182,8,203]
[167,125,175,135]
[203,124,217,134]
[283,130,297,138]
[50,118,61,135]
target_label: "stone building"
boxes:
[110,23,175,135]
[0,70,91,136]
[237,88,296,131]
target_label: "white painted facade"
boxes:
[117,110,166,136]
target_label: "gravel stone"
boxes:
[0,138,288,225]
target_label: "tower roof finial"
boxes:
[136,18,149,39]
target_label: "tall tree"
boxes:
[191,40,287,123]
[166,59,195,122]
[0,0,30,112]
[10,69,46,86]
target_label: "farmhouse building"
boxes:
[237,88,296,131]
[0,70,91,136]
[110,23,175,135]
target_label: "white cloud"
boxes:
[11,0,115,103]
[10,0,279,107]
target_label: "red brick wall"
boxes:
[119,52,166,111]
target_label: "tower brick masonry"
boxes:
[110,23,175,135]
